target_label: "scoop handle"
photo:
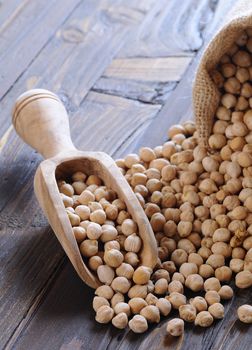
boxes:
[12,89,76,159]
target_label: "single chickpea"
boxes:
[128,315,148,333]
[221,93,237,108]
[168,280,184,294]
[166,318,184,337]
[209,134,227,149]
[177,239,196,254]
[97,265,115,285]
[206,254,225,269]
[188,253,204,267]
[104,249,124,268]
[128,285,148,299]
[204,277,221,292]
[195,311,214,327]
[179,263,198,278]
[95,305,114,324]
[215,266,232,282]
[205,290,220,305]
[185,274,204,292]
[88,255,103,271]
[93,296,110,312]
[79,239,98,257]
[124,252,139,267]
[177,221,192,237]
[139,147,156,162]
[133,266,152,285]
[166,292,186,309]
[156,298,172,316]
[199,264,214,279]
[162,261,176,274]
[229,258,244,273]
[128,298,147,314]
[208,303,224,319]
[171,249,188,266]
[237,304,252,323]
[218,285,234,300]
[150,213,166,232]
[235,270,252,288]
[145,293,158,306]
[179,304,197,322]
[211,242,232,258]
[121,218,137,236]
[190,296,207,312]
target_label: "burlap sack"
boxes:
[193,0,252,147]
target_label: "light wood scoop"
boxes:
[12,89,158,289]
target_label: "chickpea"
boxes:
[215,266,232,282]
[166,292,186,309]
[204,277,221,292]
[218,285,233,300]
[235,270,252,288]
[171,249,188,266]
[190,296,208,312]
[185,274,204,292]
[195,311,214,327]
[237,305,252,323]
[199,264,214,279]
[205,290,220,305]
[166,318,184,337]
[208,303,224,319]
[179,304,196,322]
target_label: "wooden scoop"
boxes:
[12,89,158,289]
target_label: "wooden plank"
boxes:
[93,78,176,104]
[103,57,193,82]
[0,92,160,348]
[118,0,216,58]
[71,92,161,155]
[0,0,157,139]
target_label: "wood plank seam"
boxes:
[90,86,164,105]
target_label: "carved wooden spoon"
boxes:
[12,89,158,289]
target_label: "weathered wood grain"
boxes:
[93,77,176,104]
[103,57,193,82]
[0,0,157,139]
[0,0,29,33]
[0,0,82,99]
[118,0,216,58]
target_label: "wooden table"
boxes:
[1,1,251,349]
